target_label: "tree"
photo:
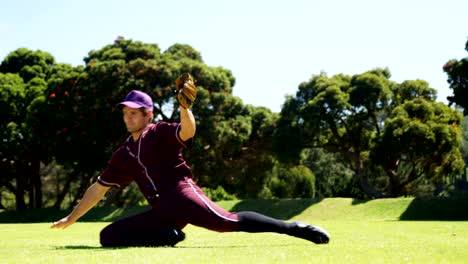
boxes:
[443,38,468,114]
[206,105,278,197]
[261,164,316,199]
[236,106,278,197]
[189,86,275,196]
[373,98,463,196]
[302,148,357,198]
[0,48,55,209]
[0,76,49,210]
[274,68,464,198]
[456,116,468,192]
[0,48,54,83]
[0,73,27,209]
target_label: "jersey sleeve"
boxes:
[156,122,193,149]
[97,147,134,188]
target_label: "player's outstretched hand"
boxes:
[50,216,76,229]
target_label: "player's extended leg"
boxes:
[179,179,330,244]
[237,211,330,244]
[99,209,186,247]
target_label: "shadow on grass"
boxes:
[351,198,368,205]
[0,207,66,223]
[229,198,323,220]
[56,244,307,250]
[0,205,151,223]
[56,245,176,250]
[399,196,468,221]
[0,199,321,223]
[4,197,468,223]
[55,245,108,250]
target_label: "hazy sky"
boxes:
[1,0,467,112]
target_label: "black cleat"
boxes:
[290,222,330,244]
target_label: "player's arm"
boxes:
[179,107,196,141]
[175,73,197,141]
[50,182,110,229]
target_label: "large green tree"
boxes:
[0,73,27,209]
[0,48,54,209]
[436,36,468,193]
[274,68,464,198]
[373,98,463,196]
[444,38,468,114]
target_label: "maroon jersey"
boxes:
[97,122,193,203]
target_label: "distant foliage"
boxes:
[274,68,464,198]
[443,38,468,115]
[302,148,359,198]
[260,164,315,199]
[201,186,237,201]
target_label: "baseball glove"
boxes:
[175,73,197,109]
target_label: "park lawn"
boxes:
[0,198,467,263]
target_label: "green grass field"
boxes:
[1,198,467,264]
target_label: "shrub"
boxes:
[201,185,237,201]
[262,164,316,198]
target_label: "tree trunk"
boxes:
[15,174,27,210]
[53,170,79,209]
[22,155,41,209]
[385,168,403,197]
[69,172,94,209]
[28,179,34,209]
[32,158,42,208]
[357,171,384,198]
[463,165,467,182]
[353,154,383,198]
[0,192,5,209]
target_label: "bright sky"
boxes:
[1,0,467,113]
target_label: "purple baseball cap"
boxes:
[117,90,153,109]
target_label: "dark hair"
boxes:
[139,107,148,116]
[139,107,153,122]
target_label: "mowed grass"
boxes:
[1,198,467,264]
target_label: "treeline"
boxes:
[1,37,467,210]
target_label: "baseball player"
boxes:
[51,74,330,247]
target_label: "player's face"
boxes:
[122,106,149,134]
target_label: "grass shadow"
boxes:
[0,205,151,223]
[351,198,368,205]
[56,244,305,250]
[399,196,468,221]
[55,245,107,250]
[0,208,66,223]
[229,198,323,220]
[56,245,174,250]
[0,199,321,223]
